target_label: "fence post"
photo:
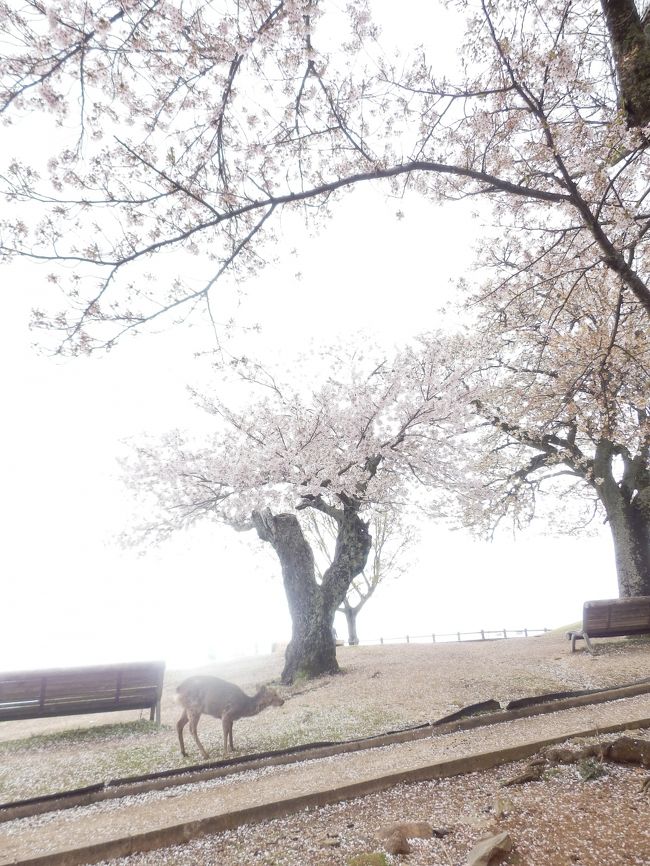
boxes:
[503,629,507,638]
[406,635,410,644]
[457,631,461,641]
[524,628,528,637]
[481,630,485,640]
[432,634,436,642]
[380,637,384,645]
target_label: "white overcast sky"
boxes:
[0,1,620,673]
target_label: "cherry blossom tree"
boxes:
[443,259,650,597]
[2,1,650,353]
[124,340,467,682]
[302,507,417,645]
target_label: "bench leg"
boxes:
[583,633,595,655]
[568,631,583,652]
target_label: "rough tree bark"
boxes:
[593,440,650,596]
[306,506,409,648]
[252,505,371,684]
[601,0,650,127]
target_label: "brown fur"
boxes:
[175,675,284,759]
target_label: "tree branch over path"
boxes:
[3,0,650,350]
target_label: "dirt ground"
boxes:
[2,633,650,865]
[4,630,650,747]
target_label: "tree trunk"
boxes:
[343,602,360,646]
[252,505,371,683]
[252,510,335,684]
[600,491,650,596]
[601,0,650,127]
[594,441,650,597]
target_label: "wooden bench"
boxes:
[566,597,650,653]
[0,661,165,724]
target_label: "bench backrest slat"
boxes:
[583,596,650,637]
[0,661,165,723]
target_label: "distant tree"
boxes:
[302,508,417,645]
[2,1,650,353]
[124,341,468,683]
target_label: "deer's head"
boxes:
[258,685,284,709]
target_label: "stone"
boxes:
[605,736,650,768]
[528,756,547,767]
[383,830,412,855]
[377,820,440,852]
[377,821,433,840]
[466,831,513,866]
[545,746,578,764]
[500,763,544,786]
[493,794,515,818]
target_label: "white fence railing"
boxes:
[356,628,550,646]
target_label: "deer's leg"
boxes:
[188,711,210,760]
[222,712,235,755]
[176,709,189,757]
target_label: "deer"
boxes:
[175,675,284,759]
